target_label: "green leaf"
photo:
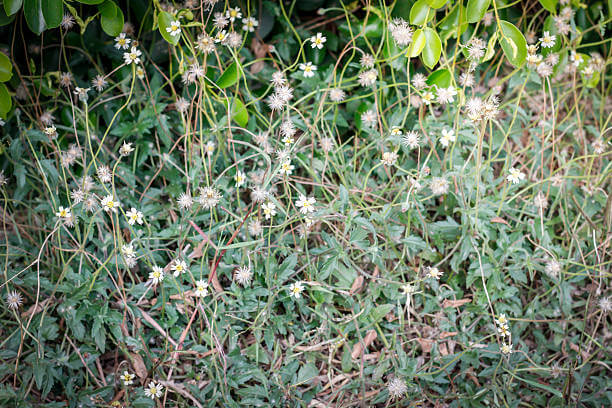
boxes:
[42,0,62,28]
[0,7,17,26]
[466,0,491,23]
[77,0,104,4]
[498,20,527,68]
[421,27,441,68]
[369,304,394,323]
[425,0,448,8]
[410,0,434,25]
[23,0,46,34]
[295,363,319,385]
[216,61,239,89]
[538,0,558,13]
[230,98,248,128]
[158,10,179,45]
[0,83,11,117]
[483,31,498,62]
[426,68,451,88]
[0,52,13,82]
[99,1,124,37]
[4,0,23,16]
[407,28,426,58]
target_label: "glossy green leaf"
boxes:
[216,62,239,89]
[498,20,527,67]
[466,0,491,23]
[42,0,63,28]
[410,0,434,25]
[0,83,11,117]
[425,0,449,8]
[77,0,104,4]
[4,0,23,16]
[426,69,451,88]
[407,28,426,58]
[99,1,124,37]
[0,7,16,26]
[539,0,558,13]
[439,4,468,39]
[231,98,248,127]
[421,27,441,68]
[158,10,180,45]
[0,52,12,82]
[483,31,498,62]
[24,0,46,34]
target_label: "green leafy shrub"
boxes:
[0,0,610,406]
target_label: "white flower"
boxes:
[310,32,327,49]
[149,266,165,285]
[123,47,142,65]
[120,371,135,386]
[299,62,317,78]
[177,192,194,210]
[242,17,258,32]
[401,131,420,149]
[55,206,71,219]
[279,160,295,176]
[361,109,377,127]
[500,343,513,355]
[495,313,509,326]
[166,20,181,37]
[544,259,561,279]
[389,18,413,46]
[429,177,449,195]
[271,71,286,87]
[358,69,378,87]
[196,33,215,54]
[101,195,120,213]
[198,186,222,209]
[226,7,242,22]
[205,141,215,155]
[73,87,90,102]
[497,324,510,337]
[6,290,23,310]
[215,30,228,43]
[234,266,253,286]
[390,126,402,136]
[411,73,427,89]
[144,381,163,399]
[421,91,434,105]
[439,128,456,147]
[234,171,246,187]
[119,142,134,156]
[329,88,346,102]
[61,14,75,30]
[539,31,556,48]
[387,377,408,400]
[248,219,263,236]
[289,281,304,298]
[360,53,375,68]
[436,86,457,104]
[425,266,443,280]
[121,243,135,258]
[97,165,112,183]
[262,202,277,219]
[114,33,131,50]
[296,195,316,214]
[506,167,525,184]
[194,280,209,297]
[126,208,143,225]
[92,75,108,92]
[171,259,188,276]
[381,151,398,166]
[44,125,57,137]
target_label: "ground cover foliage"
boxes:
[0,0,611,406]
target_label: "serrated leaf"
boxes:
[498,20,527,67]
[216,61,239,89]
[466,0,491,23]
[421,27,441,68]
[158,10,179,45]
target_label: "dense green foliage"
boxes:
[0,0,610,407]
